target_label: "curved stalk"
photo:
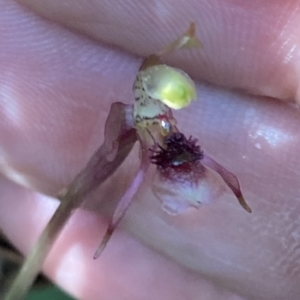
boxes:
[4,103,137,300]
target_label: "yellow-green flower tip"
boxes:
[140,65,197,110]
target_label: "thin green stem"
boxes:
[3,103,137,300]
[3,196,76,300]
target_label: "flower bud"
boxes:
[140,65,197,110]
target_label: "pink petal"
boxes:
[94,137,150,258]
[69,102,137,199]
[152,161,225,215]
[202,153,252,213]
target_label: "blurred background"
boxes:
[0,231,75,300]
[25,286,74,300]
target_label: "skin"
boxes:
[0,0,300,299]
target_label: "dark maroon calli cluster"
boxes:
[150,132,204,170]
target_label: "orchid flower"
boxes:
[93,22,251,258]
[5,22,251,300]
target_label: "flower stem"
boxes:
[4,103,137,300]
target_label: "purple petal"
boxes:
[69,102,137,199]
[202,153,252,213]
[94,140,150,259]
[152,161,225,215]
